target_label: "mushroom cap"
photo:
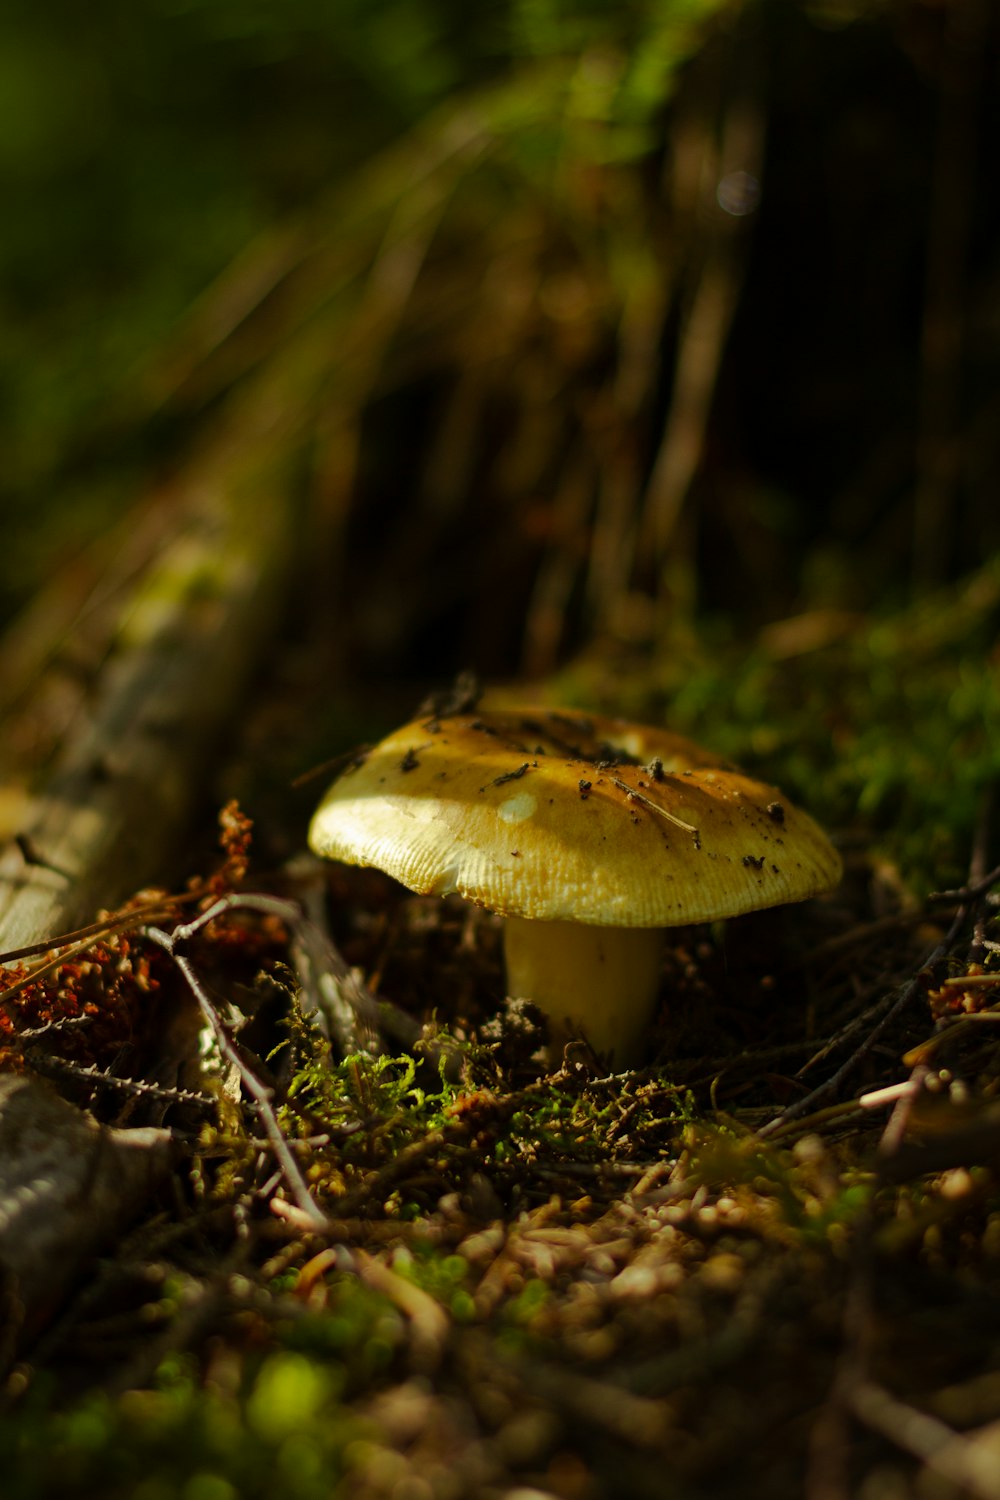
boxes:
[308,709,842,927]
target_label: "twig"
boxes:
[758,902,968,1138]
[619,1261,784,1398]
[10,1013,93,1043]
[609,776,700,841]
[798,850,998,981]
[796,983,900,1076]
[902,1007,1000,1068]
[24,1052,215,1110]
[0,894,191,965]
[928,860,1000,904]
[669,1037,841,1076]
[876,1063,930,1163]
[760,1100,870,1142]
[287,854,467,1075]
[289,744,370,791]
[848,1380,1000,1500]
[512,1353,670,1448]
[806,796,994,1499]
[140,894,328,1231]
[533,1160,657,1181]
[792,908,941,968]
[804,1071,918,1500]
[856,1079,923,1111]
[0,896,191,1012]
[355,1248,450,1372]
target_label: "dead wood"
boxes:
[0,461,295,955]
[0,1072,171,1349]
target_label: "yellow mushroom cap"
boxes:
[308,709,842,928]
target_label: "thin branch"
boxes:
[609,776,700,841]
[758,901,968,1138]
[849,1380,1000,1500]
[140,894,329,1232]
[791,909,941,968]
[0,895,191,963]
[0,896,193,1012]
[25,1051,216,1110]
[928,860,1000,904]
[806,797,995,1499]
[902,1007,1000,1068]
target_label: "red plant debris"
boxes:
[201,799,254,897]
[0,927,167,1072]
[0,801,271,1077]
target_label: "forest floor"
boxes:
[1,782,998,1499]
[2,582,1000,1500]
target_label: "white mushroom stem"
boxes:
[502,916,664,1068]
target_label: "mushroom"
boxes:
[308,708,842,1067]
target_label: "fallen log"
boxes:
[0,1072,172,1350]
[0,460,295,956]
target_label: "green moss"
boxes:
[565,558,1000,896]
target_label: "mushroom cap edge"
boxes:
[308,708,842,927]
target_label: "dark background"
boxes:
[2,0,998,683]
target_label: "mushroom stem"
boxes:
[502,916,663,1068]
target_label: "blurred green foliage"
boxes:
[0,0,729,613]
[564,557,1000,893]
[6,0,995,661]
[0,0,466,581]
[3,0,997,882]
[5,1335,385,1500]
